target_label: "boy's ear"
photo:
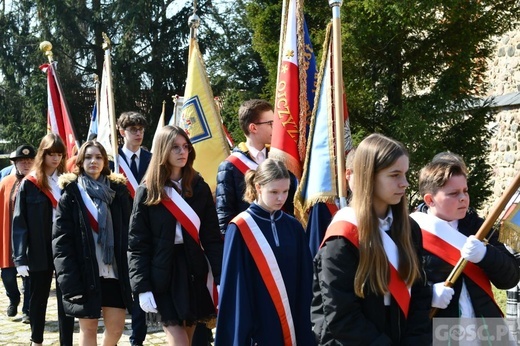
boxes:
[248,122,257,134]
[118,128,126,137]
[424,193,434,207]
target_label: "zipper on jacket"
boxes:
[270,213,279,247]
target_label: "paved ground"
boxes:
[0,276,167,345]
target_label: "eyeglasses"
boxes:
[172,144,192,154]
[125,127,145,135]
[254,120,274,127]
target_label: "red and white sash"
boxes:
[77,183,99,232]
[410,212,498,306]
[161,187,218,309]
[225,152,258,175]
[118,154,138,198]
[322,207,411,317]
[25,173,61,209]
[231,212,296,346]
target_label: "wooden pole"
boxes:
[329,0,347,208]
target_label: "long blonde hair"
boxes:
[351,133,419,297]
[33,133,66,190]
[144,125,196,205]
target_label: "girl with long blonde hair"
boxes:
[311,133,431,345]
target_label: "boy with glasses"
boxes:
[216,99,296,235]
[116,111,152,346]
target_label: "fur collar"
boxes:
[58,172,127,189]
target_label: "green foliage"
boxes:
[246,0,520,208]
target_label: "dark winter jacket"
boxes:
[127,174,223,318]
[52,173,133,318]
[12,178,55,271]
[215,142,296,234]
[417,204,520,318]
[311,209,432,345]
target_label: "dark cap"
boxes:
[10,144,36,160]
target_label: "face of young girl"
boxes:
[82,146,104,180]
[45,153,62,172]
[167,135,190,171]
[373,154,409,219]
[256,178,290,213]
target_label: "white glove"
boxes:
[432,282,454,309]
[461,235,487,263]
[139,291,158,313]
[16,265,29,277]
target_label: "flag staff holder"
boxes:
[430,170,520,317]
[101,33,119,172]
[329,0,347,208]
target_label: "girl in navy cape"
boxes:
[215,158,315,346]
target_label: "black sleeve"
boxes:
[403,219,432,345]
[215,160,240,234]
[127,186,154,294]
[313,237,392,345]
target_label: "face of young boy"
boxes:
[427,174,469,222]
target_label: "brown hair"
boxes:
[351,133,419,297]
[418,159,467,197]
[117,111,148,129]
[238,99,273,135]
[243,159,290,203]
[74,140,111,177]
[33,133,67,190]
[143,125,196,205]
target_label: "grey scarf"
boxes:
[79,174,116,265]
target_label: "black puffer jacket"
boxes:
[417,203,520,317]
[311,210,432,345]
[12,178,55,271]
[127,174,223,319]
[52,173,133,318]
[215,143,296,234]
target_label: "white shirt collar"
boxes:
[122,146,141,160]
[378,208,394,232]
[246,144,266,163]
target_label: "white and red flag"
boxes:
[40,62,78,158]
[271,0,316,179]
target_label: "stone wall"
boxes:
[483,29,520,214]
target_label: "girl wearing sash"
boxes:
[52,140,133,346]
[311,133,431,345]
[12,134,74,346]
[127,125,223,346]
[412,157,519,319]
[215,159,315,346]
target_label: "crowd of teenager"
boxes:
[0,100,519,346]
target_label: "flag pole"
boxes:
[276,0,288,87]
[329,0,347,208]
[188,0,200,59]
[94,74,100,120]
[102,33,119,173]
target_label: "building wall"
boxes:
[483,30,520,215]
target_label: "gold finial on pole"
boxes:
[102,32,111,50]
[39,41,54,63]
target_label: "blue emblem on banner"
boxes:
[181,96,212,143]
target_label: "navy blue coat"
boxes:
[215,203,315,346]
[215,143,297,234]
